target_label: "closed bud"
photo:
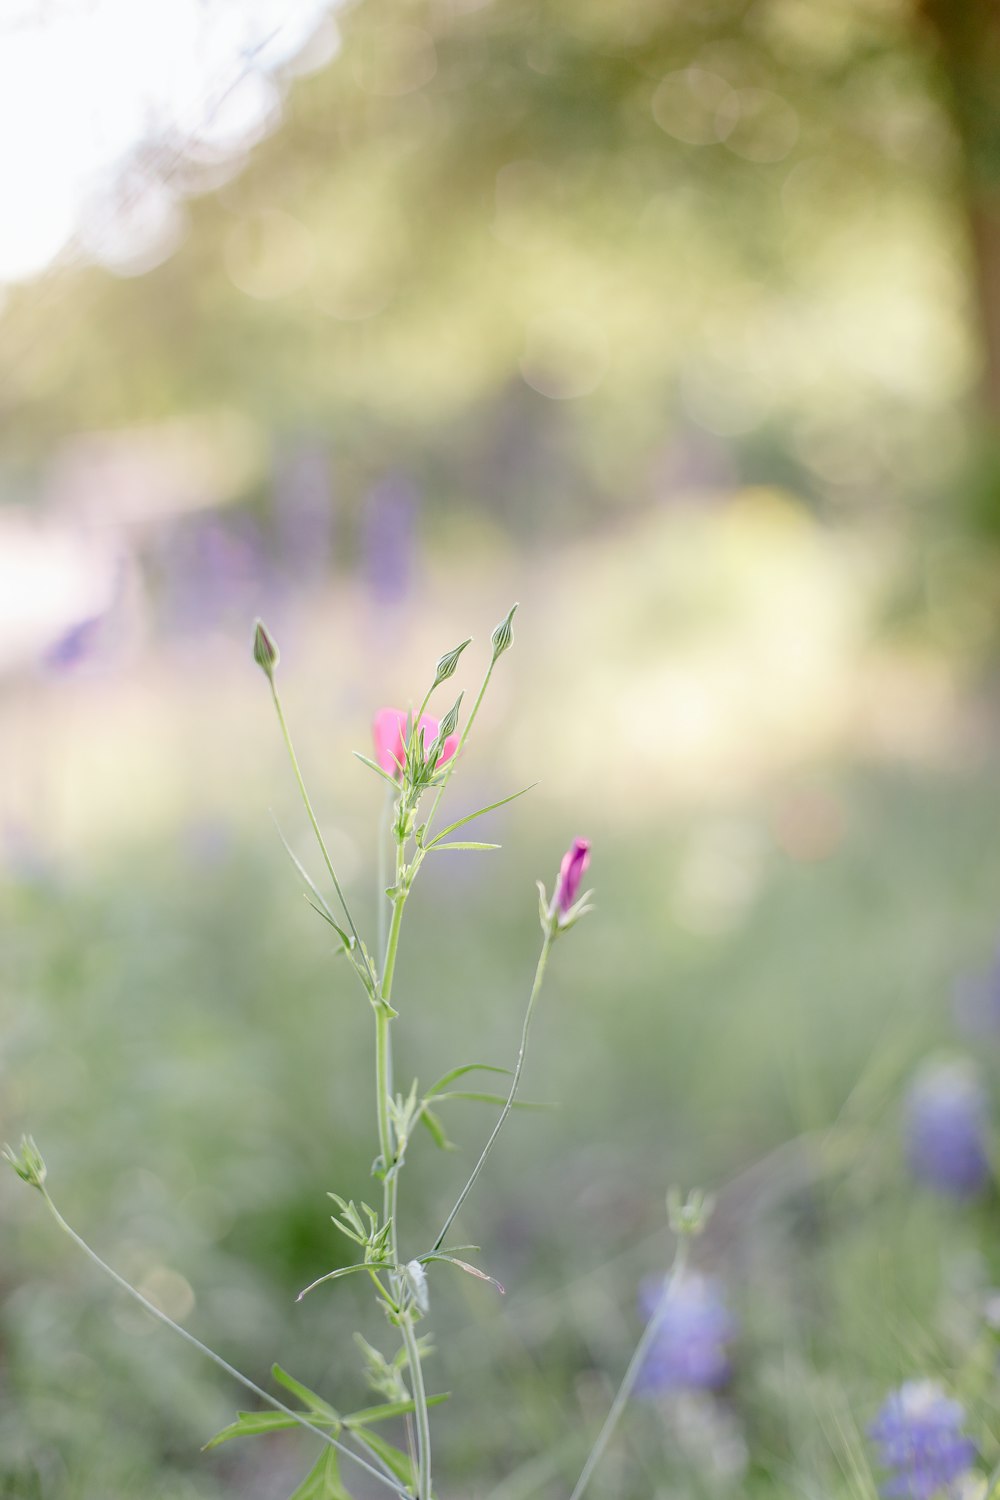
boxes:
[667,1186,714,1238]
[3,1134,47,1189]
[252,619,279,679]
[434,638,471,688]
[490,603,518,663]
[437,691,463,742]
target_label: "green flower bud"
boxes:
[434,637,471,688]
[3,1134,47,1189]
[667,1186,714,1238]
[490,603,518,663]
[252,618,279,679]
[437,691,463,743]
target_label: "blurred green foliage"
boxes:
[0,0,983,530]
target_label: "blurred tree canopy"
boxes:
[0,0,995,531]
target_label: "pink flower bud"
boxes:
[553,838,590,915]
[372,707,459,779]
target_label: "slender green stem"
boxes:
[432,930,553,1254]
[382,893,407,1006]
[38,1187,408,1498]
[269,680,376,989]
[377,786,393,984]
[377,840,428,1496]
[567,1236,690,1500]
[400,1311,432,1500]
[375,1005,395,1190]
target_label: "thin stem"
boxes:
[432,930,553,1254]
[269,679,376,990]
[377,786,393,984]
[567,1236,690,1500]
[400,1312,432,1500]
[375,1005,395,1191]
[376,836,424,1490]
[39,1188,408,1499]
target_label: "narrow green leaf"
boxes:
[424,784,537,848]
[297,1262,372,1301]
[204,1409,331,1450]
[353,751,400,789]
[288,1448,351,1500]
[420,1252,505,1294]
[343,1393,451,1428]
[425,1062,511,1099]
[304,897,353,947]
[426,841,500,852]
[271,1366,340,1423]
[357,1430,414,1487]
[420,1108,457,1152]
[271,818,352,950]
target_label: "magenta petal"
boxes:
[554,837,591,914]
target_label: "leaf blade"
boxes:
[288,1448,352,1500]
[424,1063,511,1099]
[296,1262,373,1302]
[424,784,537,849]
[271,1365,340,1423]
[426,841,501,852]
[344,1393,451,1428]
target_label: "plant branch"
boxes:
[269,679,376,990]
[38,1187,409,1499]
[567,1236,690,1500]
[432,930,553,1253]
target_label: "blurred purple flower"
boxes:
[161,515,268,633]
[45,613,106,671]
[273,441,335,584]
[636,1272,737,1395]
[360,474,418,607]
[869,1381,976,1499]
[904,1057,991,1200]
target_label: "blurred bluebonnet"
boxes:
[273,441,334,585]
[903,1056,991,1200]
[45,612,106,671]
[869,1381,976,1499]
[160,515,268,634]
[42,563,130,676]
[360,473,418,607]
[635,1271,737,1395]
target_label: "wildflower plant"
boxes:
[5,603,687,1500]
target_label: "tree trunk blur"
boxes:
[920,0,1000,419]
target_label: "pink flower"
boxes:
[553,838,590,915]
[372,707,459,780]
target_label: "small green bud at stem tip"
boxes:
[433,638,472,687]
[252,618,279,678]
[490,603,518,662]
[3,1134,47,1189]
[667,1186,714,1237]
